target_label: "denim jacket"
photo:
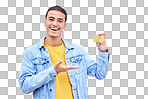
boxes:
[18,37,110,99]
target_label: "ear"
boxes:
[44,20,46,27]
[63,23,66,29]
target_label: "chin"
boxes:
[48,33,59,38]
[50,35,58,38]
[47,31,61,38]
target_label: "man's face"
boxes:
[44,10,66,38]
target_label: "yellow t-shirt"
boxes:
[44,40,73,99]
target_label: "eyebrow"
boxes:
[48,16,64,21]
[48,16,55,19]
[58,18,63,20]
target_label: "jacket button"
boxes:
[50,89,52,92]
[47,61,49,63]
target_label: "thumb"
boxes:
[56,60,63,65]
[96,42,100,46]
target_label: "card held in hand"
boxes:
[93,34,104,42]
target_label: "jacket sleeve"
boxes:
[18,50,58,94]
[84,48,110,80]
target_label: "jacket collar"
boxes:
[38,37,74,50]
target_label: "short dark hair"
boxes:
[45,5,67,22]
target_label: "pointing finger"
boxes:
[64,66,80,70]
[70,66,80,69]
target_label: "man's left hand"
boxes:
[96,33,107,52]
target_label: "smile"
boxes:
[50,27,60,31]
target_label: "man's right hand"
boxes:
[54,60,80,74]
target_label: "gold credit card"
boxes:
[93,35,104,42]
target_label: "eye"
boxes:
[49,18,54,21]
[58,19,63,23]
[59,20,63,22]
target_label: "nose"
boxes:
[52,20,58,26]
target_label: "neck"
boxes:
[45,35,62,47]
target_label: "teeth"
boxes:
[51,28,58,31]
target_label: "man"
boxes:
[19,5,110,99]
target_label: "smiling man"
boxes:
[19,5,110,99]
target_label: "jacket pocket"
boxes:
[70,55,84,74]
[32,58,47,73]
